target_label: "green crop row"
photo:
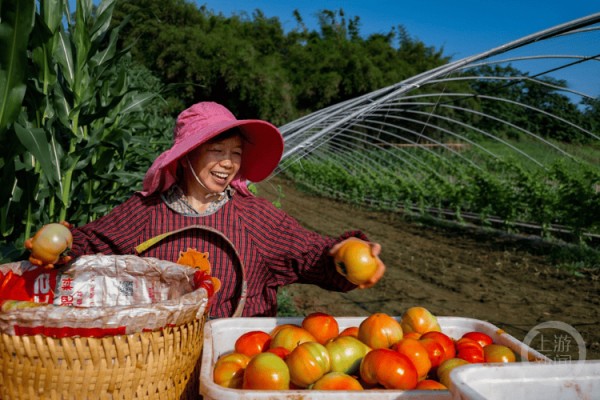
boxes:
[281,147,600,245]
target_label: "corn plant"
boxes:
[0,0,161,262]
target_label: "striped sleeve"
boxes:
[71,194,157,256]
[237,196,366,292]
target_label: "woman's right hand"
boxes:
[24,221,73,268]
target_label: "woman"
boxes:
[59,102,385,317]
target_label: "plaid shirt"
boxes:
[72,192,364,317]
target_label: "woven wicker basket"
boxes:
[0,317,204,400]
[0,225,247,400]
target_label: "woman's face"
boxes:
[185,133,243,197]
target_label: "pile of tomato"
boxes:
[212,306,518,391]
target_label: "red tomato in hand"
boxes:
[25,222,73,267]
[360,348,418,390]
[333,239,378,285]
[234,330,271,357]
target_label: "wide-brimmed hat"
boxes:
[142,102,284,195]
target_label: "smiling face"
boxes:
[183,130,243,200]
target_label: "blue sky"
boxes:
[196,1,599,60]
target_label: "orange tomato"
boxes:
[404,331,422,340]
[360,348,418,390]
[358,313,403,349]
[213,352,250,388]
[311,371,363,390]
[242,352,290,390]
[333,239,378,285]
[400,306,441,334]
[483,344,516,363]
[302,312,339,344]
[415,379,447,390]
[392,338,432,381]
[285,341,331,388]
[270,325,317,352]
[338,326,359,338]
[234,330,271,357]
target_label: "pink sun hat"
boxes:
[141,101,284,196]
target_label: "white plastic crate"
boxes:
[199,316,548,399]
[449,360,600,400]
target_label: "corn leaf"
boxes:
[0,0,35,137]
[14,123,60,186]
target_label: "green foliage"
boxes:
[283,145,600,245]
[276,288,300,316]
[112,1,450,123]
[0,0,169,262]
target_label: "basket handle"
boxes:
[134,225,247,318]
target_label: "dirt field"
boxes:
[256,176,600,361]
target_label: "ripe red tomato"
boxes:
[242,352,290,390]
[455,337,485,363]
[270,325,317,352]
[462,331,494,348]
[213,352,250,388]
[333,239,378,285]
[400,306,441,334]
[285,341,331,388]
[358,313,403,349]
[483,344,516,363]
[419,337,446,368]
[302,312,339,344]
[392,338,432,381]
[325,335,371,375]
[234,330,271,357]
[360,348,418,390]
[310,371,364,390]
[25,222,73,267]
[420,331,456,362]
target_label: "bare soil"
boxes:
[256,176,600,360]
